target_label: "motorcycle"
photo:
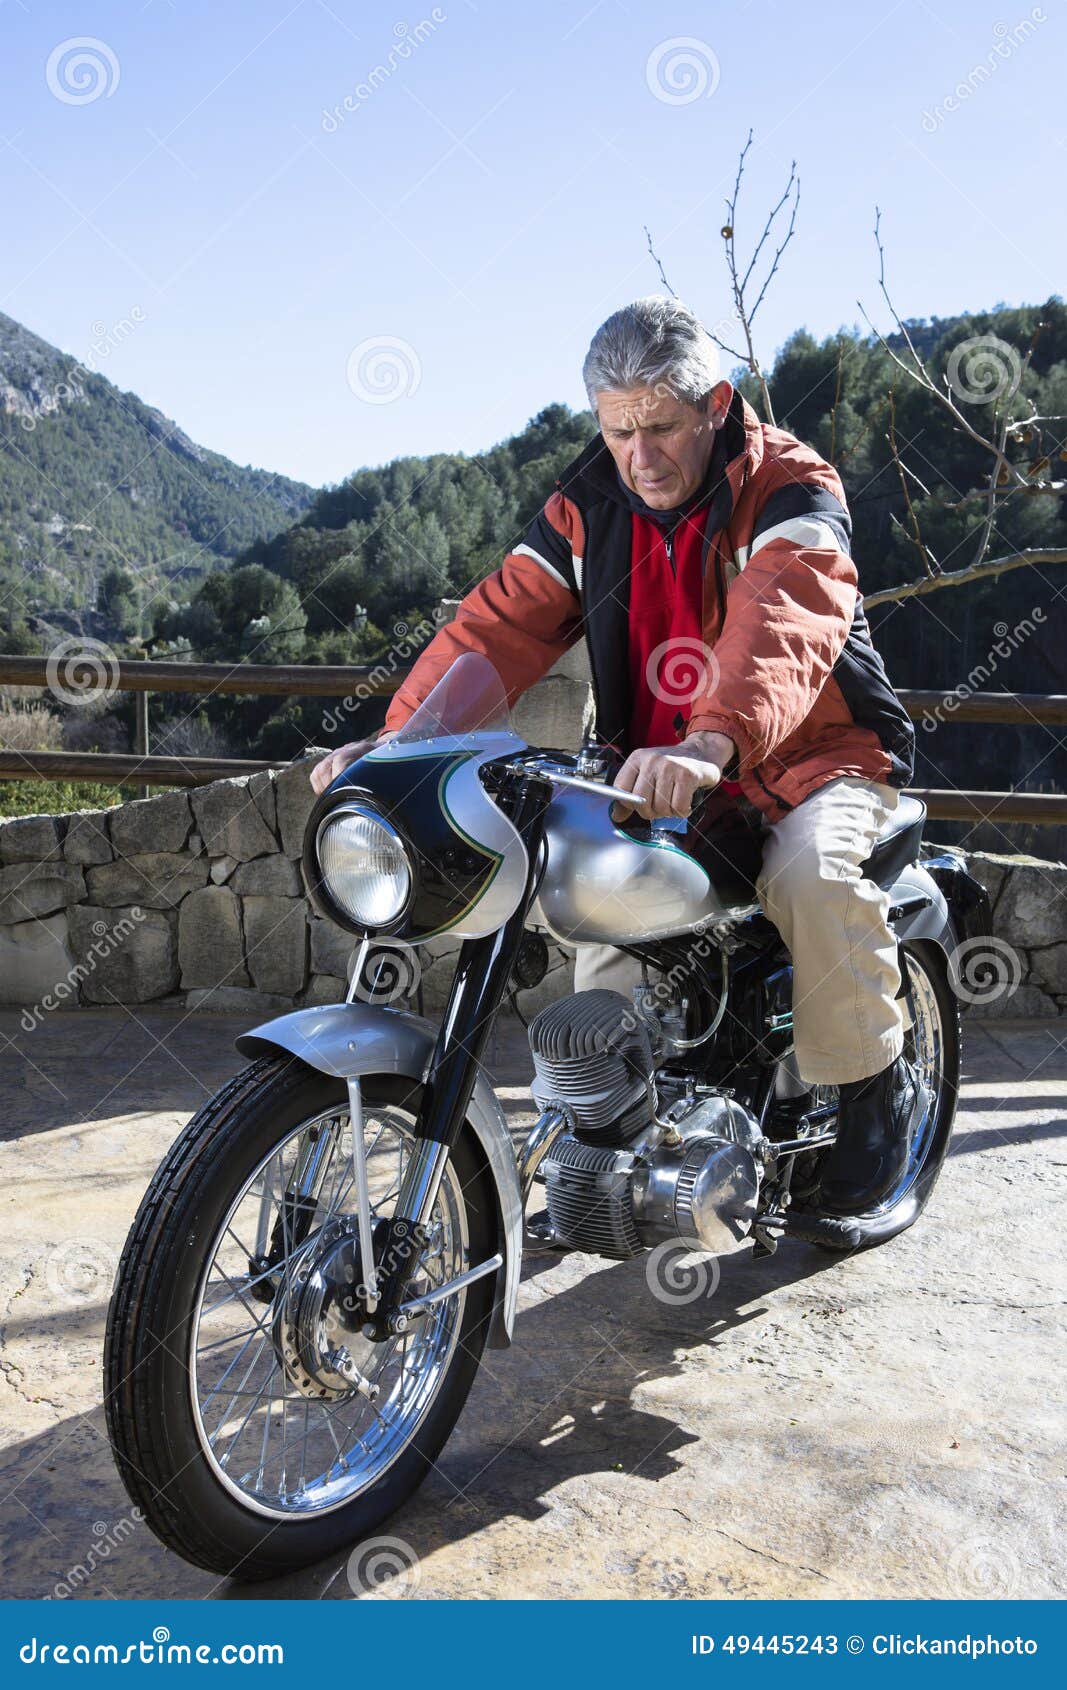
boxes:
[104,652,991,1578]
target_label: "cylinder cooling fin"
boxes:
[528,989,654,1145]
[541,1137,643,1260]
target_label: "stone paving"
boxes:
[0,1006,1063,1600]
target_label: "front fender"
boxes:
[234,1004,522,1350]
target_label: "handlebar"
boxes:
[505,757,714,823]
[539,768,641,807]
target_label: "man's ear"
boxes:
[709,379,733,428]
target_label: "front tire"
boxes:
[104,1057,497,1579]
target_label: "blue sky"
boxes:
[2,0,1062,486]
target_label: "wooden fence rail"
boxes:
[3,657,1066,721]
[0,657,1064,825]
[0,656,404,698]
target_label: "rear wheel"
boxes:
[104,1058,497,1579]
[800,939,961,1250]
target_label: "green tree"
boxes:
[98,564,142,639]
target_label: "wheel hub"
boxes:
[271,1217,380,1401]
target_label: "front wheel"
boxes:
[104,1057,498,1579]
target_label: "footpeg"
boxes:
[784,1210,864,1249]
[525,1208,572,1253]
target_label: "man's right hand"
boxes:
[309,730,395,796]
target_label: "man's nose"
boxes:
[631,431,658,468]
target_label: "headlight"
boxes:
[316,805,411,928]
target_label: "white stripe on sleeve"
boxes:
[512,542,572,591]
[749,516,843,559]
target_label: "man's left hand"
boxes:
[611,731,736,822]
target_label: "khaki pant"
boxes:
[568,776,906,1087]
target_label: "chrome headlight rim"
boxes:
[312,800,414,936]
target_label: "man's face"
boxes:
[597,379,733,509]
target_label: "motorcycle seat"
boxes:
[859,795,926,888]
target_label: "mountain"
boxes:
[235,399,595,631]
[0,311,315,646]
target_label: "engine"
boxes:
[528,990,765,1260]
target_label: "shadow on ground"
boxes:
[1,1008,1064,1600]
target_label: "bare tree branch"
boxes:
[645,130,799,425]
[859,211,1067,607]
[718,131,800,423]
[643,224,677,297]
[887,387,940,577]
[863,548,1067,608]
[746,166,800,324]
[826,342,885,469]
[860,213,1059,507]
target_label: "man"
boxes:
[312,296,921,1218]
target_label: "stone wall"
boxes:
[0,757,333,1021]
[0,647,595,1023]
[0,644,1063,1021]
[963,852,1067,1017]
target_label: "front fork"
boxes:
[362,772,551,1339]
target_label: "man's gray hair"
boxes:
[582,295,721,414]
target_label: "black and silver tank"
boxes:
[535,785,763,945]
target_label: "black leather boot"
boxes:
[818,1054,925,1216]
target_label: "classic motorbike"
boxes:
[104,653,990,1578]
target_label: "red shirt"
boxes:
[627,509,742,793]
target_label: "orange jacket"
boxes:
[384,391,914,823]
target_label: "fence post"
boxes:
[134,689,150,801]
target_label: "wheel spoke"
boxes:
[197,1301,273,1377]
[209,1334,272,1454]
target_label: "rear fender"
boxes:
[234,1004,521,1349]
[884,862,955,947]
[920,849,994,947]
[885,853,994,956]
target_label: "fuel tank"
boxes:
[536,785,763,946]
